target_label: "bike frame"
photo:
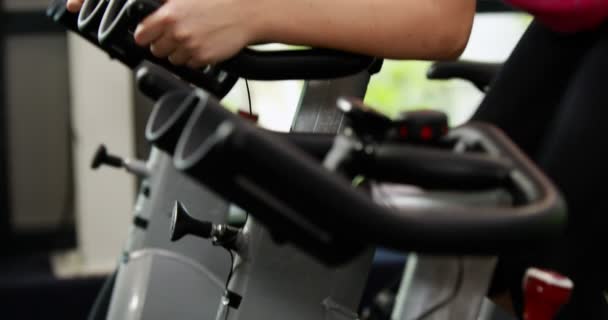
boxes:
[101,71,375,320]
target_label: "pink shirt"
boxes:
[506,0,608,32]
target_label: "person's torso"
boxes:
[505,0,608,32]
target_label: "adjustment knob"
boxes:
[523,268,573,320]
[170,201,213,241]
[91,144,124,169]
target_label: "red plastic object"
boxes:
[505,0,608,32]
[420,126,434,141]
[237,110,259,123]
[523,268,574,320]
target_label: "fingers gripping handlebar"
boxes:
[99,0,380,78]
[47,0,381,98]
[48,0,233,96]
[98,0,239,97]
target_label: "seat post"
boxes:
[291,72,371,134]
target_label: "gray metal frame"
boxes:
[104,72,373,320]
[106,149,231,319]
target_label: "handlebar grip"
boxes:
[49,0,137,70]
[135,63,191,100]
[427,61,502,92]
[99,0,238,97]
[77,0,107,33]
[363,144,513,190]
[145,89,197,153]
[221,48,378,80]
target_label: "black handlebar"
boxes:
[172,90,566,264]
[220,48,380,80]
[357,143,512,190]
[135,63,191,100]
[427,60,502,92]
[77,0,107,33]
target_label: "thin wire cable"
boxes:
[225,249,235,288]
[245,79,252,115]
[224,249,235,320]
[244,79,252,222]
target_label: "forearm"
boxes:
[250,0,476,60]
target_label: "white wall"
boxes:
[55,34,136,276]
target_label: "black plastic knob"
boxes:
[170,201,213,242]
[336,97,393,141]
[91,145,124,169]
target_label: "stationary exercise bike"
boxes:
[47,1,568,319]
[48,0,381,318]
[166,85,567,320]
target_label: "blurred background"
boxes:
[0,0,529,318]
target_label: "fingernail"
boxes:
[134,25,143,43]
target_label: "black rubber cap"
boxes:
[91,144,123,169]
[170,201,213,242]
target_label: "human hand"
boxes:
[66,0,84,13]
[134,0,261,68]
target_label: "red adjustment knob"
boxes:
[523,268,574,320]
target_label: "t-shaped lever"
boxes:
[91,144,123,169]
[91,144,149,177]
